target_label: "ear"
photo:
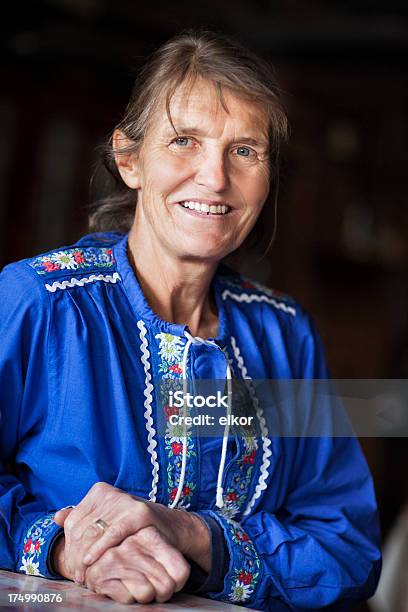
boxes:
[112,129,141,189]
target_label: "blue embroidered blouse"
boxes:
[0,231,381,610]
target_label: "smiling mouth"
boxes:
[179,200,231,215]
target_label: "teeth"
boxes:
[181,201,229,215]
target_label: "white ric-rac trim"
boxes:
[230,336,272,516]
[137,320,159,502]
[221,289,296,317]
[45,272,121,292]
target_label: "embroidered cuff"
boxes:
[184,514,229,594]
[197,510,262,606]
[19,513,63,578]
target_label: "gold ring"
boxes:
[93,518,109,534]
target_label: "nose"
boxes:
[194,148,229,193]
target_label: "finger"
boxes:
[65,482,113,546]
[81,504,151,566]
[114,543,177,603]
[53,507,74,526]
[81,519,137,566]
[91,578,135,605]
[87,565,155,605]
[86,540,177,603]
[66,514,110,583]
[122,576,156,604]
[132,562,176,603]
[63,483,113,573]
[64,508,101,573]
[72,514,137,583]
[135,527,191,592]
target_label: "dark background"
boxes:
[1,1,408,607]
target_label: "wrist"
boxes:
[179,511,211,573]
[51,535,72,580]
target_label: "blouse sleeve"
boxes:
[196,312,382,610]
[0,262,63,578]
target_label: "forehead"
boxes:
[150,78,269,140]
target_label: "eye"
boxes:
[232,146,257,158]
[168,136,198,154]
[170,136,195,147]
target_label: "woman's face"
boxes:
[127,78,271,262]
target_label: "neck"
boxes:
[127,226,219,339]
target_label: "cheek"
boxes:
[143,154,194,196]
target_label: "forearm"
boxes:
[0,472,63,578]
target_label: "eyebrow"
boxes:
[164,126,268,148]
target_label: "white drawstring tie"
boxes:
[215,360,232,508]
[169,330,231,510]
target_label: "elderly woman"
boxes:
[0,32,381,609]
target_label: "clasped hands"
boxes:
[52,482,211,604]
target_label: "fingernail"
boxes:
[57,506,76,513]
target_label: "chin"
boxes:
[176,240,232,262]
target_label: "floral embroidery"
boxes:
[217,431,260,520]
[155,332,261,515]
[19,556,41,576]
[155,333,184,366]
[221,274,295,304]
[230,579,254,602]
[242,435,258,453]
[204,514,260,604]
[29,247,115,276]
[227,522,260,602]
[19,514,58,577]
[218,502,241,520]
[155,333,197,506]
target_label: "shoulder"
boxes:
[216,264,319,342]
[217,264,299,319]
[1,232,124,295]
[217,266,329,376]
